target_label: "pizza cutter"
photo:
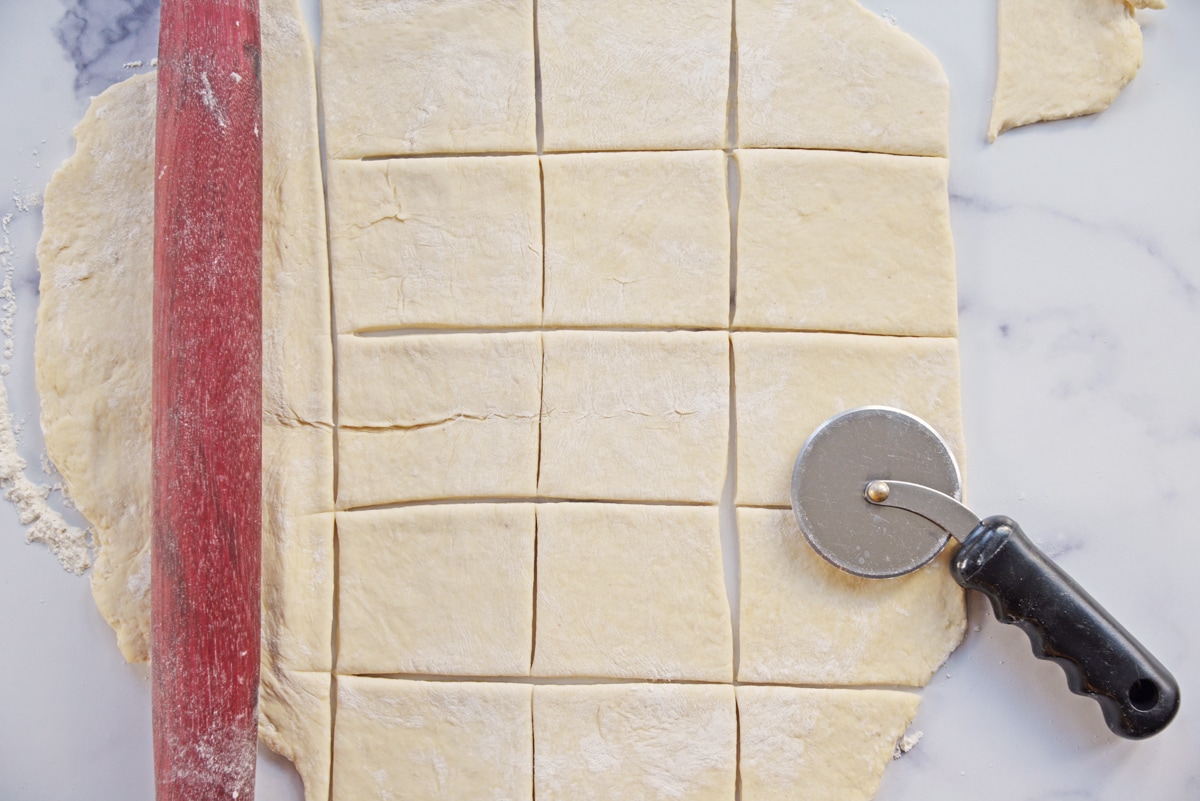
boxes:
[790,406,1180,739]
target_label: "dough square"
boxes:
[320,0,536,158]
[538,0,731,151]
[337,504,535,676]
[534,684,736,801]
[733,149,957,337]
[737,685,920,801]
[737,507,964,685]
[327,156,543,333]
[538,331,729,503]
[733,332,964,507]
[532,503,732,681]
[736,0,948,157]
[333,677,532,801]
[542,151,730,328]
[337,333,541,508]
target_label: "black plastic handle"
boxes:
[950,515,1180,739]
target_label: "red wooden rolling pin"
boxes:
[152,1,262,799]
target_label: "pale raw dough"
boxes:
[734,332,965,507]
[734,149,957,337]
[337,504,535,676]
[327,156,542,332]
[333,677,533,801]
[737,507,964,685]
[534,684,736,801]
[532,503,732,681]
[737,0,949,156]
[542,151,730,328]
[336,333,541,508]
[538,331,729,503]
[989,0,1164,141]
[737,685,920,801]
[320,0,536,157]
[36,71,156,663]
[36,3,336,798]
[258,670,332,801]
[538,0,731,151]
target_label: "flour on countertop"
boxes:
[1,208,91,575]
[893,729,923,759]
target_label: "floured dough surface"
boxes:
[737,685,920,801]
[336,333,542,507]
[327,156,543,332]
[534,683,737,801]
[320,0,536,157]
[37,2,973,800]
[538,0,730,151]
[538,331,729,503]
[734,332,965,507]
[532,503,732,681]
[541,151,730,328]
[734,149,957,337]
[738,507,964,685]
[989,0,1163,141]
[333,677,533,801]
[337,504,535,676]
[737,0,949,156]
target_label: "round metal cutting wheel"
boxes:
[790,406,963,579]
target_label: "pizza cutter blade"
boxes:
[791,406,1180,740]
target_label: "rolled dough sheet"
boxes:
[733,148,957,337]
[538,330,730,504]
[532,503,732,681]
[337,504,535,677]
[541,150,730,328]
[538,0,731,151]
[35,2,970,799]
[327,155,543,332]
[737,507,964,685]
[333,677,533,801]
[989,0,1165,141]
[336,332,542,508]
[734,331,965,508]
[320,0,536,157]
[534,683,737,801]
[737,0,949,156]
[737,685,920,801]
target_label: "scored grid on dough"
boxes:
[317,1,965,799]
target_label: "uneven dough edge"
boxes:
[36,1,334,798]
[988,0,1163,141]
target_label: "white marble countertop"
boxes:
[1,1,1196,798]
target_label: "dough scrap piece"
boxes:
[538,331,729,504]
[320,0,536,157]
[36,71,156,663]
[259,670,332,801]
[327,156,543,333]
[989,0,1162,141]
[737,685,920,801]
[542,151,730,328]
[261,512,335,672]
[737,0,949,156]
[737,507,964,685]
[336,333,542,508]
[534,684,736,801]
[538,0,731,151]
[337,504,535,676]
[734,332,964,507]
[333,677,533,801]
[734,149,957,337]
[532,503,732,681]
